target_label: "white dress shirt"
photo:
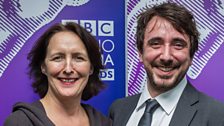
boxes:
[126,76,187,126]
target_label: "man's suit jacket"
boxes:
[109,83,224,126]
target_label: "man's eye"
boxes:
[148,41,161,49]
[171,38,188,50]
[147,38,162,49]
[175,43,183,47]
[173,41,187,49]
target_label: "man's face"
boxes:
[139,16,192,96]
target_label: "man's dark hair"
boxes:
[136,2,199,58]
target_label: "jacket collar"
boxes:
[169,82,199,126]
[119,94,141,126]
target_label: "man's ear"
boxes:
[138,51,143,62]
[190,58,193,65]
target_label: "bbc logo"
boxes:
[62,19,114,36]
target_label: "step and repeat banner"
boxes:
[0,0,125,124]
[127,0,224,101]
[1,0,224,124]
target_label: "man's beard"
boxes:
[146,61,187,93]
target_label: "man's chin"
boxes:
[152,79,177,91]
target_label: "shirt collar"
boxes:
[137,76,187,115]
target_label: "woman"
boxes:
[4,22,112,126]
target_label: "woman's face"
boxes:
[41,31,93,100]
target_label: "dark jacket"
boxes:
[4,101,112,126]
[109,83,224,126]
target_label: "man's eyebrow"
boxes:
[172,38,187,42]
[147,37,162,43]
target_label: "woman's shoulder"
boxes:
[82,104,112,126]
[4,101,54,126]
[4,110,32,126]
[4,101,38,126]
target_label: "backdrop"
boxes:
[1,0,224,125]
[0,0,125,125]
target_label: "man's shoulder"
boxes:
[109,94,140,111]
[82,103,110,119]
[192,91,224,123]
[198,92,224,110]
[82,104,112,126]
[185,83,224,110]
[109,94,141,118]
[112,94,140,106]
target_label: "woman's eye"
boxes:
[52,56,63,61]
[75,56,85,62]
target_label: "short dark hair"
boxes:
[27,22,104,101]
[136,2,199,58]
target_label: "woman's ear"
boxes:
[90,66,94,75]
[41,63,46,75]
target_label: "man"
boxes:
[109,2,224,126]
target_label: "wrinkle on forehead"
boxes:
[144,16,189,42]
[145,16,174,34]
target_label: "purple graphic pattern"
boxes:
[0,0,90,77]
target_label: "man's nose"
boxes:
[160,46,173,65]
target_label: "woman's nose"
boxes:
[63,60,74,75]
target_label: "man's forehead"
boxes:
[145,16,174,33]
[144,16,190,42]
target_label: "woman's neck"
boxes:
[40,92,83,116]
[40,93,89,126]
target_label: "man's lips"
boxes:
[157,66,175,72]
[153,63,180,76]
[152,62,180,71]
